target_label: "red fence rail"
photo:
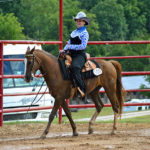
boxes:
[1,103,150,114]
[88,41,150,45]
[92,55,150,59]
[3,89,150,97]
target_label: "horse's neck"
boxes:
[36,50,57,69]
[35,50,59,83]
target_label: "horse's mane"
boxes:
[34,49,57,60]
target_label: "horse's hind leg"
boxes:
[104,85,119,135]
[40,100,61,139]
[61,100,78,136]
[111,112,119,135]
[89,88,104,134]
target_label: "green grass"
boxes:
[4,108,150,124]
[4,120,47,125]
[94,115,150,124]
[60,108,150,124]
[119,115,150,123]
[3,107,113,125]
[71,107,113,119]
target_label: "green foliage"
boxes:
[140,76,150,98]
[91,0,128,41]
[63,0,80,41]
[0,13,25,40]
[145,76,150,83]
[17,0,60,55]
[118,0,147,39]
[79,0,100,10]
[139,0,150,33]
[18,0,59,41]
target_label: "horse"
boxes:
[24,47,124,139]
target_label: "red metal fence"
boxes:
[0,40,150,126]
[0,0,150,126]
[0,0,64,126]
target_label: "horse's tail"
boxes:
[110,60,124,115]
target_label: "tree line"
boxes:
[0,0,150,72]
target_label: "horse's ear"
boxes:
[26,46,30,54]
[30,46,35,54]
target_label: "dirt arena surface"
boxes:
[0,122,150,150]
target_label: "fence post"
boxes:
[0,42,3,127]
[59,0,63,50]
[58,107,62,124]
[58,0,63,124]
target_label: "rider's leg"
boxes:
[70,67,85,93]
[70,54,86,97]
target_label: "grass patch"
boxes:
[60,107,114,123]
[72,107,113,119]
[4,120,47,125]
[119,115,150,123]
[3,108,150,124]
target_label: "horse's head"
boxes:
[24,46,41,83]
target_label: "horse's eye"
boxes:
[28,61,32,65]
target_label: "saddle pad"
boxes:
[58,59,101,80]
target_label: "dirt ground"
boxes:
[0,122,150,150]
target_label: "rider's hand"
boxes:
[59,50,65,53]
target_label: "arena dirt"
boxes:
[0,123,150,150]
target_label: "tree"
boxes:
[0,13,25,40]
[140,75,150,98]
[118,0,147,39]
[0,0,21,16]
[137,0,150,34]
[17,0,59,41]
[79,0,100,10]
[63,0,81,43]
[91,0,128,41]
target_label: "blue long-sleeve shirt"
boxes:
[64,26,89,51]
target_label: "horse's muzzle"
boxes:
[24,75,33,83]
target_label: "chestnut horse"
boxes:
[24,47,124,139]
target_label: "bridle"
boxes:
[25,53,47,114]
[25,54,40,76]
[25,51,59,114]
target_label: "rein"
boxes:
[25,52,57,114]
[26,80,46,115]
[25,53,47,114]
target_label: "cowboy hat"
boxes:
[73,11,90,25]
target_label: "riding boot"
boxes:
[70,67,86,98]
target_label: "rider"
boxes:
[62,11,90,97]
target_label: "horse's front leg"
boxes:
[40,100,61,139]
[61,100,78,136]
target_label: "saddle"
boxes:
[58,53,102,80]
[58,53,102,98]
[65,53,102,74]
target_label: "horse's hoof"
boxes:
[88,128,93,134]
[40,134,46,139]
[111,130,116,135]
[73,132,78,136]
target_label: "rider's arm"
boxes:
[64,40,71,51]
